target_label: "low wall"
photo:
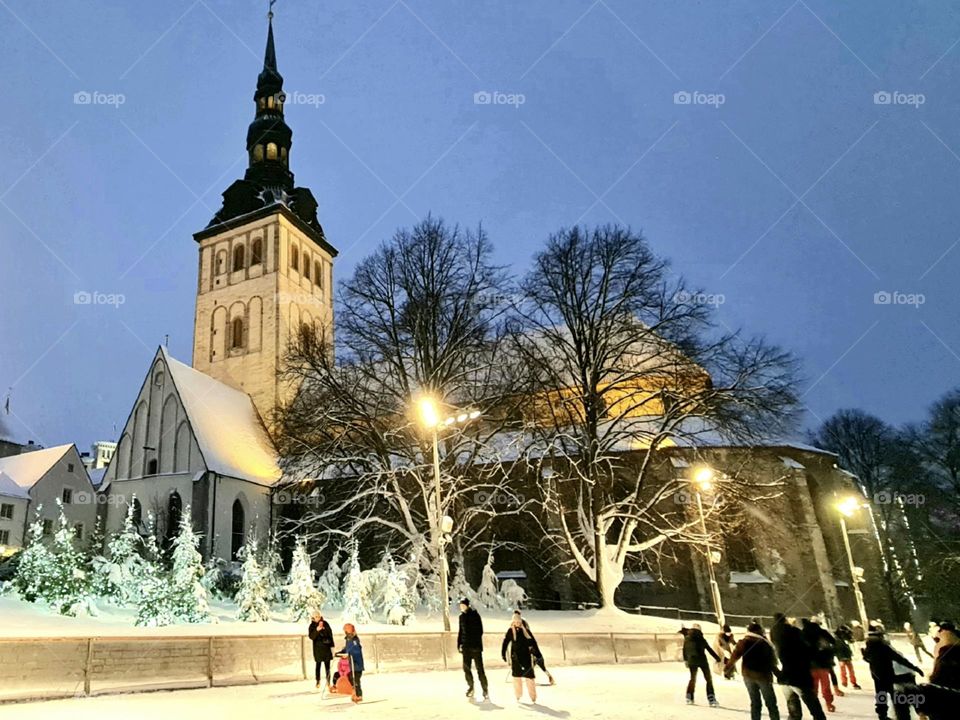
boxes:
[0,630,675,704]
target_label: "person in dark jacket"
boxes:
[308,611,335,690]
[862,625,921,720]
[502,614,540,703]
[726,622,781,720]
[833,625,861,689]
[929,621,960,690]
[335,623,365,703]
[516,611,555,685]
[457,598,489,700]
[683,623,721,706]
[770,614,827,720]
[800,619,839,711]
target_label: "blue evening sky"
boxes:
[2,0,959,448]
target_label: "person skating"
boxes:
[862,623,921,720]
[770,613,827,720]
[833,625,861,689]
[904,622,934,663]
[725,621,781,720]
[502,613,540,704]
[716,624,737,680]
[516,611,555,685]
[307,611,335,691]
[682,623,721,706]
[335,623,365,703]
[800,618,839,711]
[457,598,489,701]
[929,621,960,690]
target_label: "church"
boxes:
[99,14,329,561]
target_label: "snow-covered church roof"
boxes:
[0,444,73,492]
[161,348,281,485]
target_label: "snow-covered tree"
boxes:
[475,554,500,611]
[135,515,180,626]
[449,555,475,607]
[316,546,343,609]
[499,579,527,610]
[286,536,322,620]
[382,555,414,625]
[167,508,210,623]
[261,533,285,604]
[236,539,271,622]
[13,507,55,603]
[47,502,88,615]
[340,542,372,624]
[97,499,148,605]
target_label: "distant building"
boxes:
[80,441,117,471]
[0,444,97,556]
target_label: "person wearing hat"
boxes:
[307,610,335,690]
[682,622,722,707]
[862,623,921,720]
[515,610,555,685]
[335,623,365,703]
[770,613,827,720]
[726,621,781,720]
[930,621,960,691]
[457,598,489,701]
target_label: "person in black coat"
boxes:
[516,611,555,685]
[682,624,721,706]
[502,614,540,703]
[307,611,335,689]
[770,614,827,720]
[800,619,839,711]
[862,625,922,720]
[457,598,489,700]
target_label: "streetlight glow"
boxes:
[837,496,861,518]
[693,466,714,489]
[417,396,440,429]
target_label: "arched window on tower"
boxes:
[146,458,158,475]
[164,491,183,550]
[233,244,245,272]
[266,142,278,160]
[231,499,245,560]
[303,255,310,281]
[314,261,323,289]
[232,317,244,349]
[280,147,288,165]
[252,145,264,162]
[290,246,299,272]
[251,238,263,266]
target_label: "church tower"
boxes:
[192,11,336,424]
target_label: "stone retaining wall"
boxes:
[0,631,676,704]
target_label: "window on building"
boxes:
[216,251,226,275]
[314,261,322,288]
[232,317,244,349]
[724,527,757,573]
[231,499,245,561]
[266,142,278,160]
[74,523,84,540]
[252,144,264,162]
[0,529,9,545]
[0,503,13,519]
[62,488,72,504]
[67,463,74,472]
[303,256,310,280]
[147,458,158,475]
[280,146,288,165]
[165,491,183,550]
[42,518,53,536]
[290,246,299,271]
[233,244,245,272]
[251,238,263,266]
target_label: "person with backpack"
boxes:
[833,625,861,690]
[334,623,365,703]
[801,618,839,711]
[725,621,781,720]
[770,614,827,720]
[682,623,721,707]
[502,613,540,704]
[307,611,335,690]
[862,624,922,720]
[457,598,489,701]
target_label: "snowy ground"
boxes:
[0,595,703,637]
[0,663,901,719]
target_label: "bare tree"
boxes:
[276,217,530,586]
[514,225,800,609]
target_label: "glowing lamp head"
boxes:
[693,466,714,489]
[837,496,861,518]
[417,397,440,429]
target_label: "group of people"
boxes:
[681,614,960,720]
[304,598,555,706]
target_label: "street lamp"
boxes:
[691,465,726,628]
[416,396,481,632]
[836,495,870,630]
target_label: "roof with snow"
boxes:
[0,444,73,492]
[0,471,30,500]
[162,348,281,485]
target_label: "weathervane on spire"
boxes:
[268,0,277,21]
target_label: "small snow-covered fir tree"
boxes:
[499,579,527,610]
[286,537,322,621]
[382,555,414,625]
[47,502,88,615]
[135,515,179,626]
[341,542,372,624]
[261,533,285,604]
[475,553,500,610]
[168,508,210,623]
[84,516,110,598]
[13,507,55,603]
[97,499,148,605]
[236,538,271,622]
[316,546,343,609]
[450,555,475,607]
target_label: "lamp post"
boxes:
[416,396,481,632]
[836,496,870,630]
[692,466,726,628]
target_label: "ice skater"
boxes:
[862,623,921,720]
[457,598,489,701]
[515,611,555,685]
[904,622,934,663]
[335,623,365,703]
[307,610,335,690]
[726,621,781,720]
[502,613,539,704]
[833,625,861,690]
[682,623,721,707]
[716,624,737,679]
[770,613,827,720]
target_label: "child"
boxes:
[335,623,365,703]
